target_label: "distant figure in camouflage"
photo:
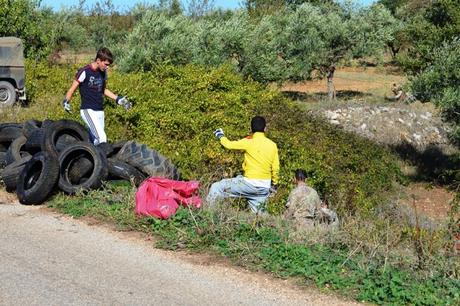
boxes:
[284,169,338,230]
[391,83,405,102]
[389,83,416,104]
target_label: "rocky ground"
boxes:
[315,101,455,153]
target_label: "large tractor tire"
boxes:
[58,141,108,194]
[115,141,180,180]
[16,152,59,205]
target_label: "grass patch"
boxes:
[47,182,460,305]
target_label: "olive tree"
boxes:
[191,12,250,69]
[242,3,396,93]
[410,38,460,141]
[0,0,54,59]
[116,11,196,72]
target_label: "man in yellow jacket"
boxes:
[207,116,280,214]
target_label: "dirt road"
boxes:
[0,202,361,306]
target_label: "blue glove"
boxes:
[213,128,224,140]
[116,96,132,110]
[62,98,72,113]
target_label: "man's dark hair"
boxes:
[294,169,307,181]
[251,116,266,133]
[96,47,113,64]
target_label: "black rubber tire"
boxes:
[0,142,10,152]
[0,81,16,107]
[107,158,146,186]
[42,120,90,157]
[0,151,7,169]
[0,123,22,130]
[16,152,59,205]
[96,142,114,157]
[0,126,23,142]
[58,141,108,194]
[115,141,180,179]
[5,136,31,165]
[22,119,42,138]
[1,156,32,192]
[107,140,127,158]
[55,134,81,151]
[67,155,94,184]
[24,128,45,151]
[41,119,54,128]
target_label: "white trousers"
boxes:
[80,109,107,145]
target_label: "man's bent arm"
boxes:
[220,137,249,151]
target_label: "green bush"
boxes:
[410,38,460,142]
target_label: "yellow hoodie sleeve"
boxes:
[219,136,249,150]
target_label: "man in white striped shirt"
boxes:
[62,47,131,145]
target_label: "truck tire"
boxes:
[42,120,90,157]
[0,81,16,107]
[1,155,32,192]
[0,152,7,169]
[16,152,59,205]
[24,128,44,151]
[67,156,94,184]
[5,135,31,165]
[22,119,42,138]
[58,141,108,194]
[0,126,23,142]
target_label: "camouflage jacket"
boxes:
[284,184,322,220]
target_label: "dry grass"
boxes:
[281,66,408,107]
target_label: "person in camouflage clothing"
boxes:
[284,169,338,230]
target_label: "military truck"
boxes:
[0,37,26,107]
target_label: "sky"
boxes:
[41,0,377,12]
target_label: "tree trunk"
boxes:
[327,65,336,100]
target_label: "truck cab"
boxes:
[0,37,26,107]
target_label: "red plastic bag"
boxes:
[135,177,201,219]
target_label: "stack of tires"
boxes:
[0,119,180,205]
